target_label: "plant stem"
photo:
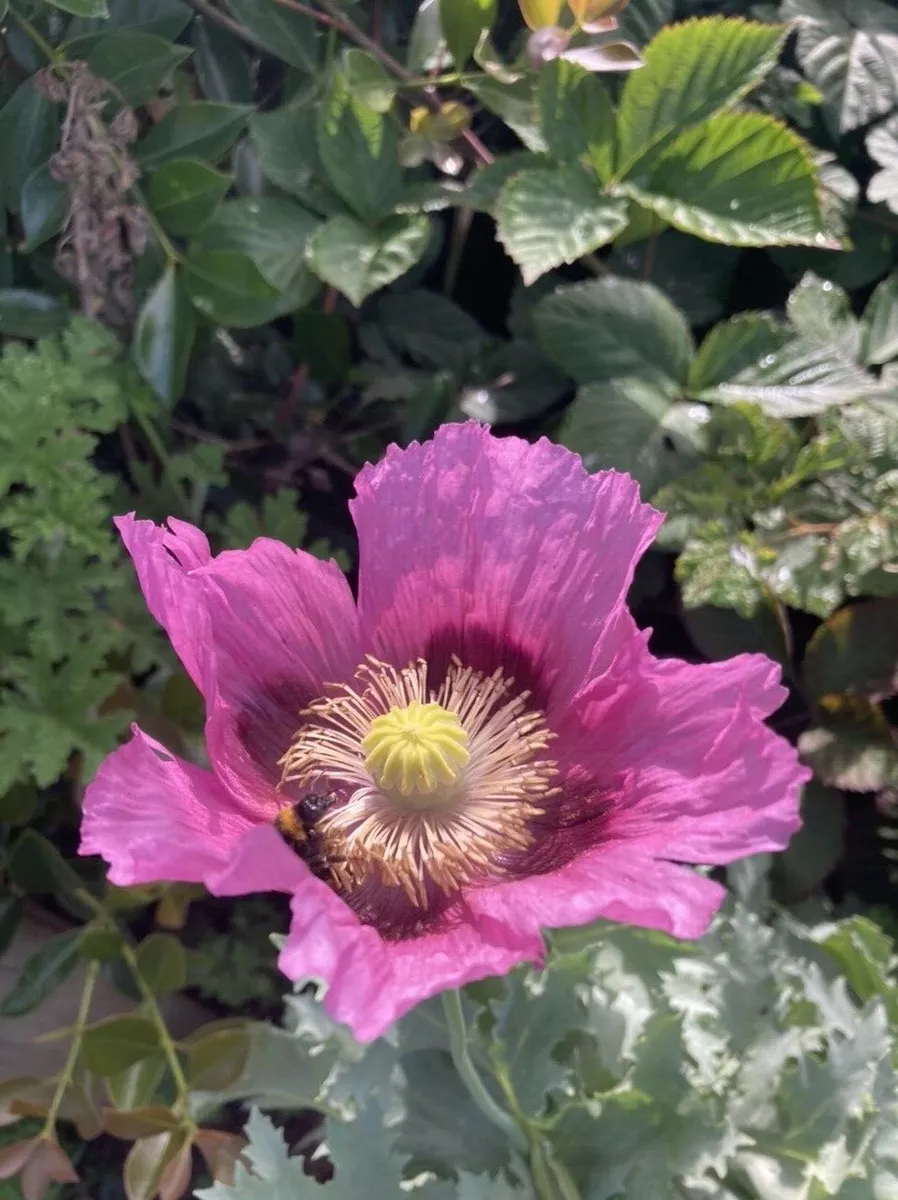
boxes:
[119,939,196,1126]
[41,961,99,1137]
[8,4,61,63]
[130,405,192,515]
[181,0,272,52]
[442,990,526,1150]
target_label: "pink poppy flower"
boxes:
[81,423,807,1042]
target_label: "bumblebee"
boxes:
[274,792,338,880]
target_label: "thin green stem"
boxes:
[443,990,526,1150]
[130,405,192,515]
[119,939,196,1126]
[41,961,99,1137]
[8,4,62,63]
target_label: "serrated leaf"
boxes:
[0,929,81,1017]
[863,272,898,365]
[786,271,861,359]
[534,276,694,385]
[496,165,628,284]
[676,525,765,618]
[537,59,615,175]
[316,71,402,222]
[249,106,346,217]
[225,0,317,71]
[799,700,898,792]
[343,49,396,113]
[469,76,547,154]
[306,214,431,307]
[618,111,832,249]
[559,378,706,495]
[689,313,881,416]
[785,0,898,134]
[614,16,787,179]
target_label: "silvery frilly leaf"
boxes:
[197,1104,438,1200]
[490,962,589,1116]
[285,989,405,1123]
[194,1108,323,1200]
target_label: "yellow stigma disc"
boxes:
[362,701,470,803]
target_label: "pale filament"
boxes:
[279,657,558,908]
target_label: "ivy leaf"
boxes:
[613,16,786,179]
[534,277,694,386]
[306,214,431,307]
[496,165,628,284]
[784,0,898,134]
[85,31,192,105]
[618,112,833,249]
[147,158,232,237]
[225,0,318,71]
[134,263,197,407]
[135,102,251,168]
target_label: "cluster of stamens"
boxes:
[278,657,558,907]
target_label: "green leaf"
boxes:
[786,271,861,359]
[376,289,489,370]
[135,101,251,168]
[0,929,81,1017]
[820,915,898,1016]
[64,0,192,46]
[343,49,396,114]
[7,829,86,899]
[183,249,286,328]
[785,0,898,134]
[537,60,615,176]
[799,700,898,792]
[772,781,844,902]
[681,602,789,669]
[676,524,765,618]
[618,112,831,249]
[868,116,898,216]
[192,16,254,104]
[496,165,628,284]
[614,16,787,179]
[802,598,898,703]
[306,214,431,307]
[147,158,231,236]
[186,1025,252,1091]
[225,0,318,71]
[86,32,193,105]
[19,162,67,252]
[194,196,319,297]
[47,0,107,14]
[134,263,197,406]
[0,79,60,214]
[469,76,547,154]
[135,933,188,994]
[688,313,880,416]
[0,290,68,339]
[863,272,898,366]
[249,106,346,217]
[316,72,402,222]
[439,0,496,68]
[82,1016,161,1076]
[533,277,694,385]
[558,378,706,495]
[0,896,23,957]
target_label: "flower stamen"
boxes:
[278,657,558,908]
